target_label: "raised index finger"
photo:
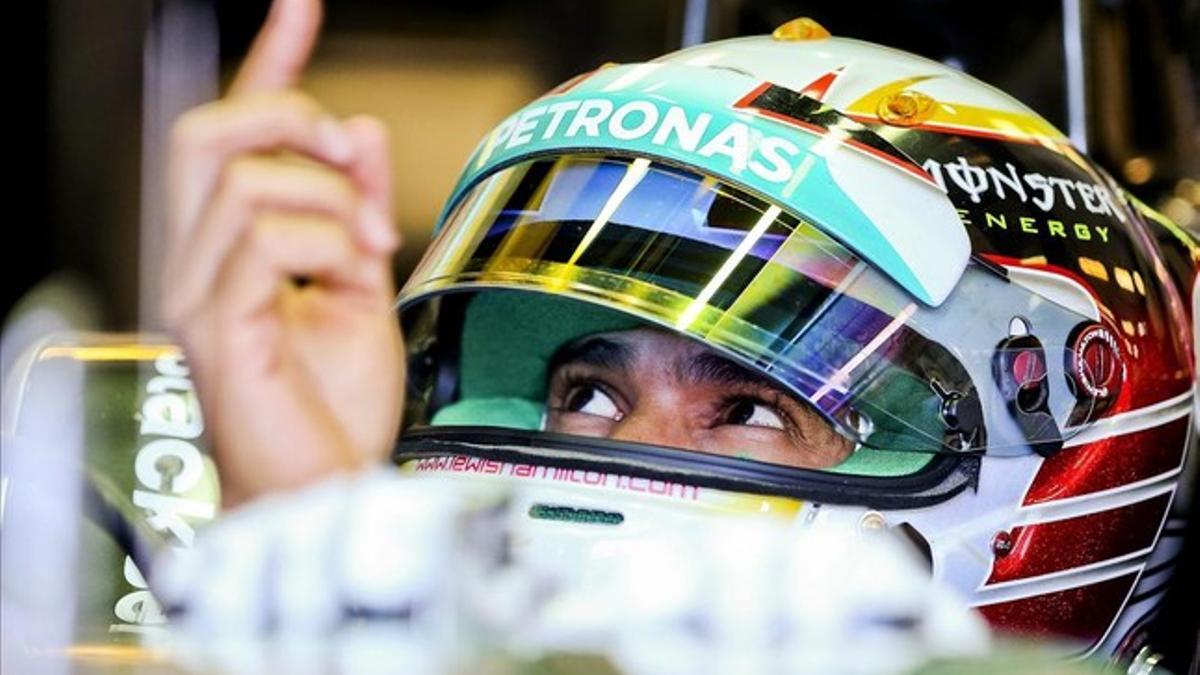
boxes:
[228,0,323,97]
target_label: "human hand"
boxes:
[163,0,403,507]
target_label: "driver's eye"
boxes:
[724,399,786,430]
[565,384,623,420]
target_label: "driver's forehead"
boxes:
[554,328,708,371]
[553,328,768,388]
[597,328,706,359]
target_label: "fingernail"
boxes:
[360,204,398,252]
[317,118,355,165]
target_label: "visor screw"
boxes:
[772,17,832,41]
[991,531,1013,558]
[878,90,937,127]
[859,511,887,530]
[939,393,961,429]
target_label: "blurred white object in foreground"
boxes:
[151,468,989,674]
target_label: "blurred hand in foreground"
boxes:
[163,0,403,507]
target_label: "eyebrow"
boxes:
[679,352,787,393]
[548,336,635,375]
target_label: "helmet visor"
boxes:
[400,155,1099,459]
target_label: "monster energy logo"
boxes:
[924,157,1126,223]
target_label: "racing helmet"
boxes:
[394,18,1198,660]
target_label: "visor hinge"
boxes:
[931,379,984,452]
[992,327,1064,457]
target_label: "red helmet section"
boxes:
[873,117,1196,652]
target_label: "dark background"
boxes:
[9,0,1198,331]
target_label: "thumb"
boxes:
[228,0,323,97]
[344,115,399,254]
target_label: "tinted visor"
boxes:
[400,155,1099,458]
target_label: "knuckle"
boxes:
[299,166,359,211]
[275,89,318,111]
[315,168,358,205]
[246,218,278,252]
[224,155,259,183]
[170,107,211,152]
[269,90,325,127]
[242,228,283,269]
[351,114,390,142]
[221,156,268,201]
